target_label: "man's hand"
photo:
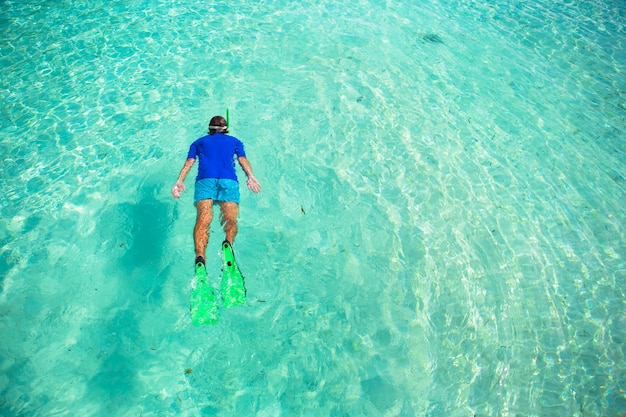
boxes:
[172,181,186,198]
[247,176,261,193]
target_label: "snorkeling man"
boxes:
[171,115,261,271]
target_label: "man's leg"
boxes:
[194,199,214,261]
[218,201,239,244]
[218,201,245,307]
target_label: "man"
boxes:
[171,115,261,271]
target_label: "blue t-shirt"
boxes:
[187,133,246,182]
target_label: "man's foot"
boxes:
[191,257,218,325]
[194,258,208,283]
[221,240,246,307]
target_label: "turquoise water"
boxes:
[1,0,625,415]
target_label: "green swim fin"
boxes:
[190,262,219,325]
[221,240,246,308]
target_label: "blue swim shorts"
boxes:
[194,178,240,204]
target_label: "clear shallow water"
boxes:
[1,0,625,415]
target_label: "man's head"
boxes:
[208,116,228,134]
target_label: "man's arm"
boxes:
[238,156,261,193]
[172,158,196,198]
